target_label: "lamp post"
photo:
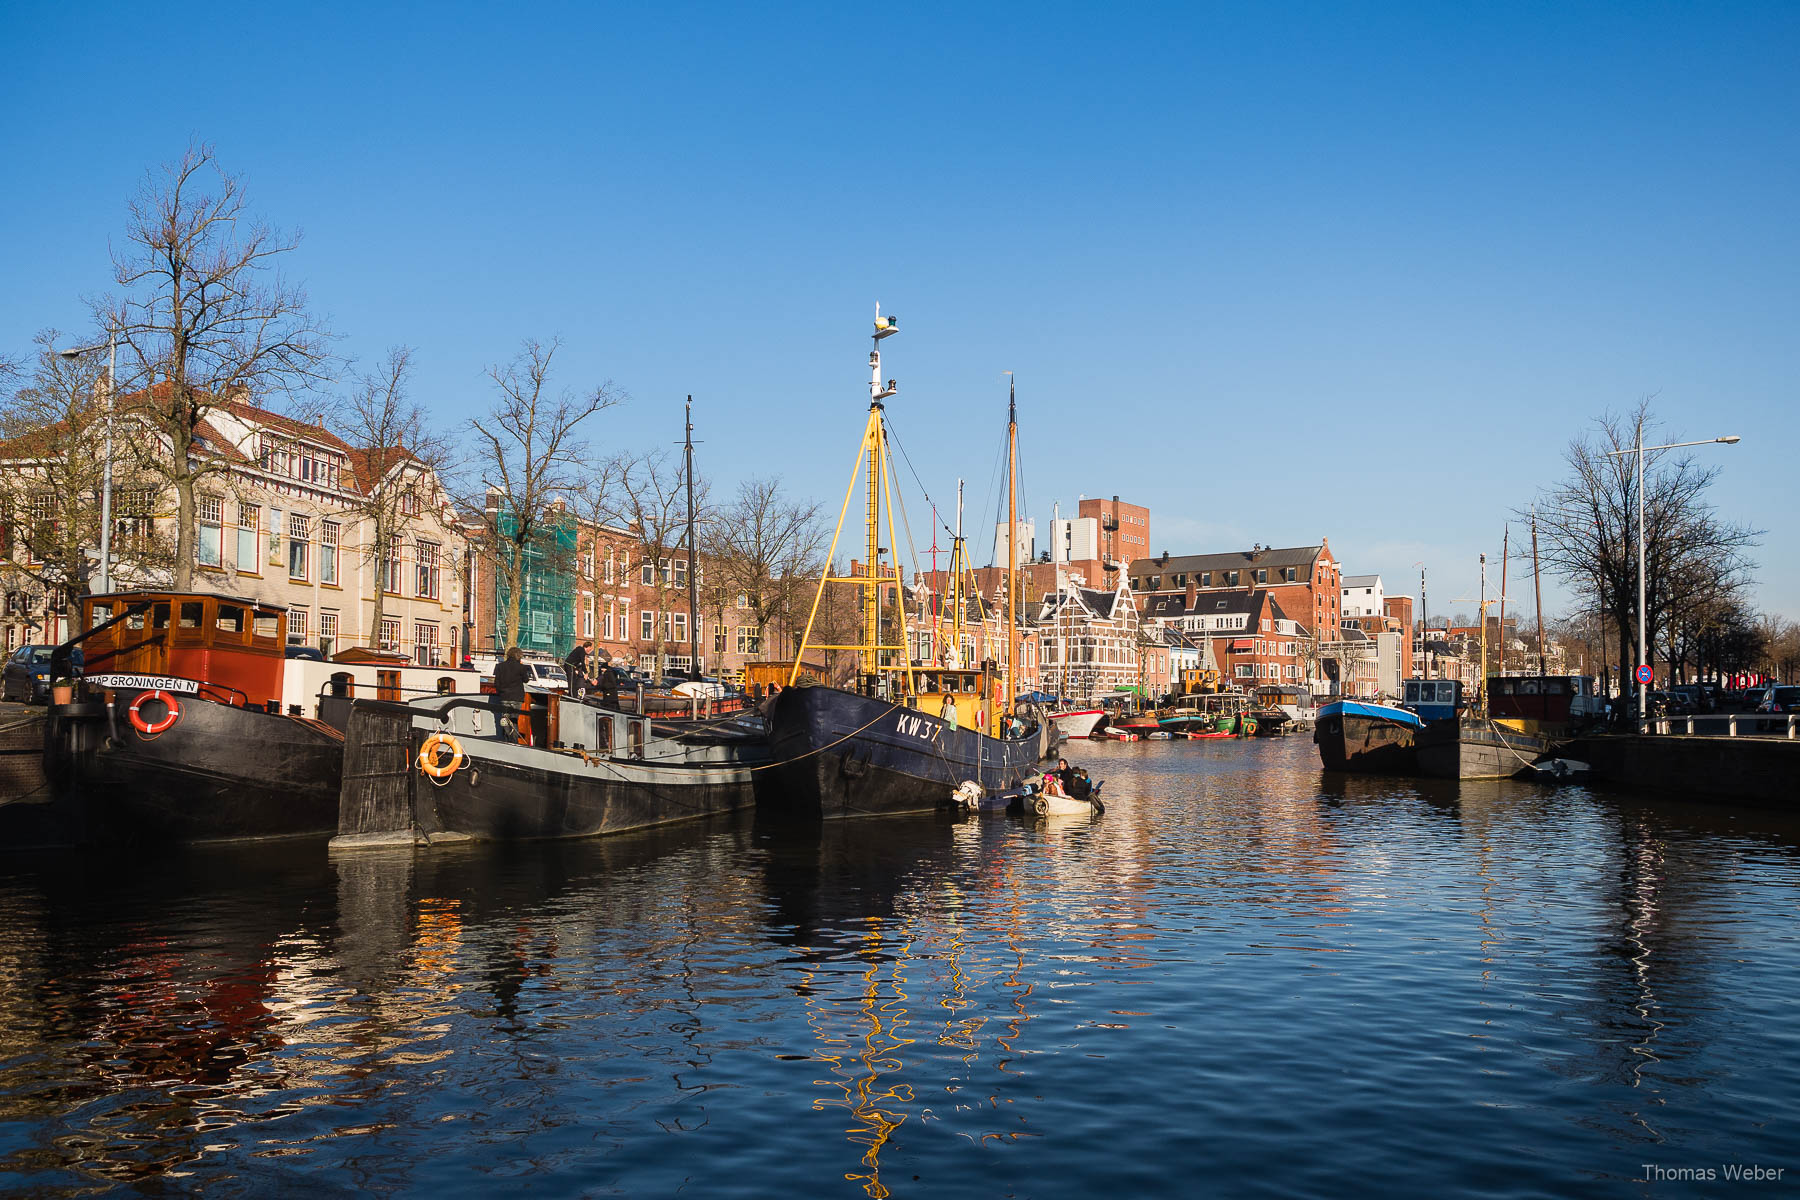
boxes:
[1606,428,1739,728]
[56,330,118,595]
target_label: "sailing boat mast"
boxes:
[1532,508,1546,681]
[786,308,912,694]
[1005,375,1019,718]
[1053,500,1064,700]
[1478,552,1489,715]
[1497,526,1509,677]
[684,396,699,679]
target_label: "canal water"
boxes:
[1,737,1795,1197]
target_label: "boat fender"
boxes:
[951,780,983,811]
[127,690,181,738]
[418,732,466,781]
[1034,796,1050,816]
[1243,719,1257,737]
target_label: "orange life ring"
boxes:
[418,732,466,780]
[128,690,181,737]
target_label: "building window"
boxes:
[1286,567,1297,582]
[673,558,688,588]
[659,557,672,584]
[668,611,688,643]
[415,622,439,666]
[320,611,338,658]
[605,548,615,583]
[582,548,594,578]
[320,520,339,585]
[288,607,309,643]
[416,540,441,599]
[581,596,594,638]
[604,599,615,641]
[714,625,726,654]
[198,496,223,567]
[1255,569,1267,584]
[640,608,655,640]
[287,513,310,580]
[383,537,404,595]
[379,618,401,652]
[736,626,761,656]
[236,504,260,572]
[641,560,655,586]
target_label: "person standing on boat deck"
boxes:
[565,640,592,697]
[493,646,530,739]
[600,666,620,708]
[942,696,958,731]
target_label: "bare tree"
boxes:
[598,449,708,679]
[705,477,823,668]
[330,347,458,642]
[0,332,174,627]
[1527,402,1759,689]
[102,143,332,589]
[469,338,619,650]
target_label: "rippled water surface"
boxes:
[3,737,1798,1196]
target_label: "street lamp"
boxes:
[1606,429,1740,728]
[55,329,118,595]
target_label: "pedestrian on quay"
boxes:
[493,646,530,740]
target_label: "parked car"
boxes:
[1670,683,1716,714]
[1753,685,1800,730]
[2,644,84,704]
[1655,690,1696,717]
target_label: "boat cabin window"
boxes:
[215,604,246,644]
[153,603,170,631]
[125,609,146,631]
[436,676,456,695]
[179,602,203,629]
[328,671,354,698]
[252,612,280,643]
[377,669,401,702]
[91,603,113,627]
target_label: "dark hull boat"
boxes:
[1313,699,1423,773]
[335,694,767,845]
[1414,718,1547,781]
[761,685,1042,821]
[43,690,344,844]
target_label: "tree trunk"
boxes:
[370,516,388,652]
[173,472,196,591]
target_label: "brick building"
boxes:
[1140,589,1308,692]
[1129,541,1341,690]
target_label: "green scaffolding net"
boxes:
[493,509,578,658]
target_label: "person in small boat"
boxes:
[1052,758,1093,801]
[493,646,530,740]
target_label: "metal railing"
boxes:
[1639,712,1798,739]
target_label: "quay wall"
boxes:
[1571,734,1800,808]
[0,703,48,804]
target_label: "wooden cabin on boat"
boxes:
[78,591,288,709]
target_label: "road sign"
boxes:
[1634,664,1654,686]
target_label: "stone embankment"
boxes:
[1571,733,1800,807]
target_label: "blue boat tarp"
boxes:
[1318,699,1424,729]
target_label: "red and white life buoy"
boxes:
[975,706,987,731]
[128,690,182,737]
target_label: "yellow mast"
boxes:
[787,309,914,696]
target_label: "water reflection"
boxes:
[0,741,1797,1195]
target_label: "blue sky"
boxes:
[4,2,1794,621]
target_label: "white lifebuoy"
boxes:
[128,690,181,737]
